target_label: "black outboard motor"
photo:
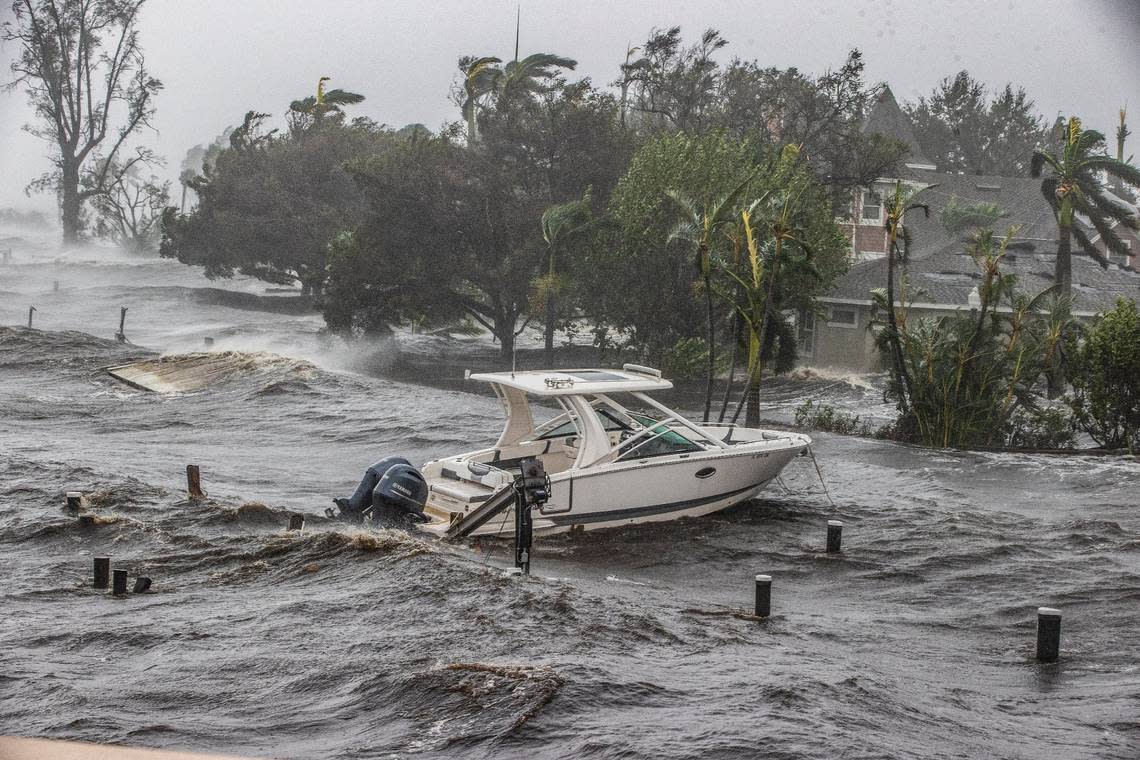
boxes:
[369,464,429,525]
[330,456,413,522]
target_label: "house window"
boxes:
[861,189,882,223]
[797,307,815,357]
[827,306,858,328]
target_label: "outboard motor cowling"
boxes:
[332,456,414,522]
[370,464,429,524]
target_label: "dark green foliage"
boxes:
[589,132,847,360]
[622,31,907,197]
[327,82,630,356]
[872,228,1074,448]
[161,113,384,294]
[938,195,1006,234]
[794,400,875,437]
[1068,299,1140,452]
[906,71,1050,175]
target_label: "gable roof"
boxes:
[862,85,934,168]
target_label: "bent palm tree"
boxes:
[881,181,933,415]
[1030,116,1140,296]
[460,56,502,143]
[666,171,757,422]
[538,191,594,367]
[496,53,577,101]
[288,77,365,131]
[725,190,815,426]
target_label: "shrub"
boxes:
[794,400,875,436]
[1068,298,1140,452]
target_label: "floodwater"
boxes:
[2,228,1138,759]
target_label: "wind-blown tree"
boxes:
[873,229,1071,447]
[456,52,577,143]
[288,76,365,135]
[4,0,162,242]
[906,71,1049,175]
[328,78,628,357]
[877,181,932,416]
[88,160,170,251]
[595,132,847,413]
[1030,116,1140,297]
[666,173,756,422]
[162,111,385,294]
[622,27,726,133]
[725,181,818,427]
[537,191,594,366]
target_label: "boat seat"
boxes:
[430,480,495,504]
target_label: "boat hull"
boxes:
[425,437,808,537]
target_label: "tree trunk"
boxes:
[717,314,742,422]
[544,293,555,368]
[703,275,715,423]
[1055,222,1072,299]
[60,161,82,243]
[1048,223,1072,397]
[495,310,516,362]
[885,243,912,414]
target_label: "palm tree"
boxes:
[666,171,757,422]
[538,191,594,367]
[288,77,365,133]
[1030,116,1140,296]
[460,57,502,143]
[459,52,576,144]
[724,189,815,426]
[880,181,933,415]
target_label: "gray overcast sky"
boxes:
[2,0,1138,212]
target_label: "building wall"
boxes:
[799,303,881,372]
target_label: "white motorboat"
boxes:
[416,364,811,538]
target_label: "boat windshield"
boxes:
[533,401,702,460]
[617,412,702,460]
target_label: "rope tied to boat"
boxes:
[807,445,836,508]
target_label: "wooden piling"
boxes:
[287,514,305,532]
[754,574,772,618]
[93,557,110,589]
[116,306,128,343]
[27,305,35,328]
[112,568,128,596]
[132,577,152,594]
[65,492,82,512]
[186,465,205,499]
[826,520,843,553]
[1036,607,1061,662]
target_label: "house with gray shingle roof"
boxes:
[798,88,1140,372]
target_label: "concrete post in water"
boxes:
[27,306,35,328]
[93,557,110,589]
[66,492,83,512]
[826,520,843,553]
[79,514,96,529]
[1,248,10,264]
[1036,607,1062,662]
[754,574,772,618]
[112,569,128,596]
[288,514,305,532]
[186,465,205,499]
[133,577,152,593]
[204,337,214,348]
[115,306,128,343]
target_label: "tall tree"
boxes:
[1030,116,1140,297]
[287,76,365,135]
[456,51,576,143]
[906,72,1049,175]
[878,181,932,415]
[666,171,756,422]
[88,159,169,251]
[538,191,594,367]
[5,0,162,242]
